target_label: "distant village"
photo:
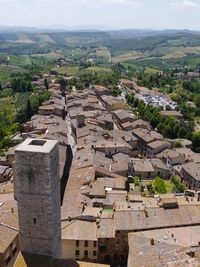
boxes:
[1,71,200,267]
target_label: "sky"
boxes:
[0,0,200,30]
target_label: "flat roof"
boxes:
[15,138,58,154]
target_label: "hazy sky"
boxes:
[0,0,200,30]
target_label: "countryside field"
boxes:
[112,51,148,63]
[0,65,27,80]
[2,30,200,81]
[55,66,80,75]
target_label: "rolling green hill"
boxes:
[1,29,200,72]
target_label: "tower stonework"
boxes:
[15,139,61,258]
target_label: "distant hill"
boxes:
[1,28,200,61]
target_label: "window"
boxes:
[84,250,88,257]
[93,251,97,256]
[75,250,79,256]
[76,240,79,247]
[100,245,107,253]
[84,241,88,247]
[33,218,36,225]
[94,241,97,248]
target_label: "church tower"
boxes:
[15,139,61,258]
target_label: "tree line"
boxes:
[0,76,50,153]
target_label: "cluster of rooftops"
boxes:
[1,74,200,266]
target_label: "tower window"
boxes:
[33,218,37,225]
[84,241,88,247]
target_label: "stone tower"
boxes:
[15,139,61,258]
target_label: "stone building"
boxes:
[0,224,19,267]
[181,162,200,190]
[146,140,171,158]
[15,138,61,258]
[62,220,98,262]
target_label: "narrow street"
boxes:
[66,114,76,155]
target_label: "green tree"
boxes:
[178,127,187,138]
[111,86,121,97]
[194,95,200,108]
[162,125,172,138]
[157,123,165,133]
[171,176,185,193]
[192,132,200,153]
[154,177,167,194]
[44,78,49,90]
[26,99,33,120]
